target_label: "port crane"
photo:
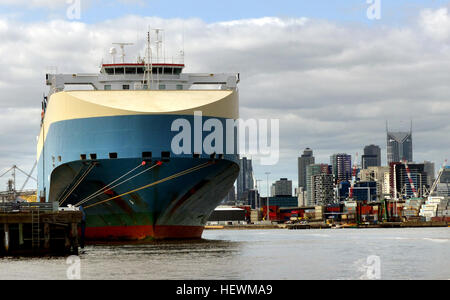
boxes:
[425,159,448,197]
[402,160,419,198]
[0,164,37,202]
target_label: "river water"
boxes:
[0,228,448,280]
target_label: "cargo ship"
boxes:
[37,36,240,240]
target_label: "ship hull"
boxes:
[53,156,238,240]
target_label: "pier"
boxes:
[0,202,83,256]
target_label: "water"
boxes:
[0,228,449,280]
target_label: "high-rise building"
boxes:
[237,157,254,204]
[359,166,390,200]
[311,174,334,205]
[330,154,352,183]
[271,178,292,197]
[298,148,315,190]
[387,124,413,163]
[306,164,330,206]
[436,166,450,197]
[423,161,435,187]
[362,145,381,169]
[389,162,428,198]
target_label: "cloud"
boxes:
[0,9,449,191]
[419,7,450,41]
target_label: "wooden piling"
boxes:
[4,224,9,253]
[0,202,82,256]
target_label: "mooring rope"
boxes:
[75,161,162,207]
[59,163,96,206]
[84,161,213,210]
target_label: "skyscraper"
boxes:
[387,123,413,163]
[298,148,315,190]
[330,154,352,183]
[311,174,334,205]
[423,161,435,187]
[362,145,381,169]
[306,164,330,206]
[237,157,254,204]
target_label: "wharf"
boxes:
[0,202,83,256]
[205,224,284,230]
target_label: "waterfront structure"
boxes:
[237,157,254,204]
[387,124,413,164]
[298,148,315,190]
[271,178,292,197]
[310,174,334,205]
[362,145,381,169]
[268,196,298,208]
[38,37,240,240]
[389,162,428,198]
[306,164,330,206]
[330,154,352,183]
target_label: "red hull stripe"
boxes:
[85,225,204,240]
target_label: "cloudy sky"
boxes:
[0,0,449,195]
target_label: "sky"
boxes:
[0,0,449,195]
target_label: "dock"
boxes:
[0,202,83,256]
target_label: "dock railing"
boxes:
[0,202,58,213]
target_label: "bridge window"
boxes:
[126,67,136,74]
[137,67,145,74]
[105,68,114,75]
[115,68,124,74]
[174,68,182,75]
[164,68,173,75]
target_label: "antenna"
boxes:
[143,28,153,90]
[153,29,164,63]
[109,47,117,64]
[112,42,134,63]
